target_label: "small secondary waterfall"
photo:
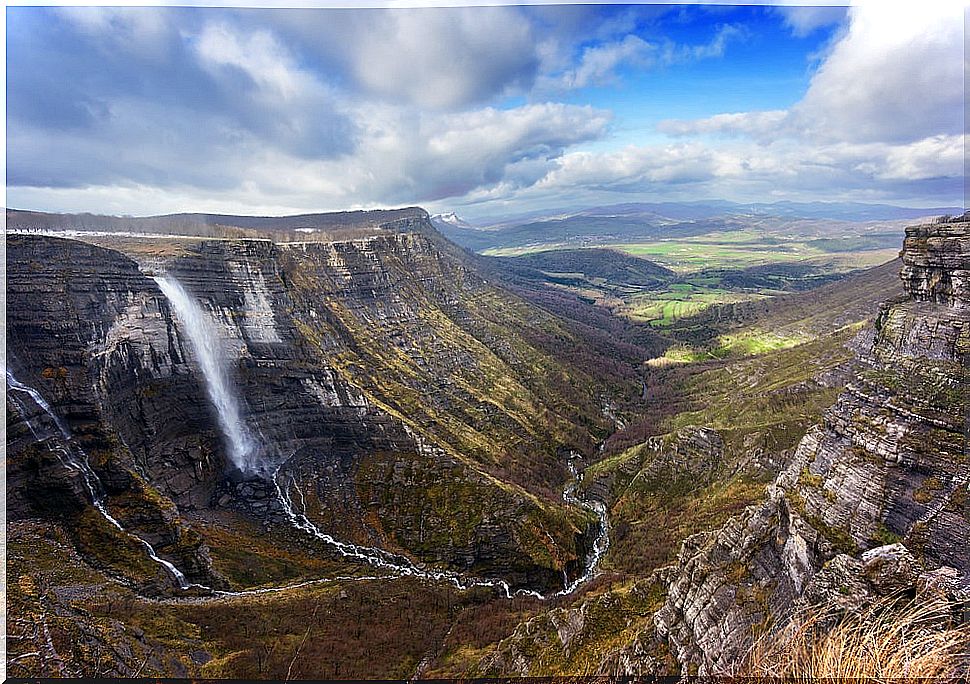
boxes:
[6,369,70,438]
[153,274,260,474]
[6,369,194,589]
[556,458,610,597]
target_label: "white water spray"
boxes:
[6,369,195,589]
[153,274,260,474]
[555,458,610,597]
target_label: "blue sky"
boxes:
[5,3,966,219]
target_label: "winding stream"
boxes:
[558,459,610,596]
[6,369,196,589]
[270,462,609,600]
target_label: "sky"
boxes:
[5,2,967,220]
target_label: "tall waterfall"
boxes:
[154,275,259,474]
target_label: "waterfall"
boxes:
[6,369,195,589]
[153,274,260,474]
[7,369,70,438]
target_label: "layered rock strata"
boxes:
[649,216,969,674]
[6,214,609,593]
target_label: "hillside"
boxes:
[655,257,905,356]
[5,209,966,678]
[441,215,969,676]
[491,248,674,291]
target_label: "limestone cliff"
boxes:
[6,212,617,594]
[649,215,969,674]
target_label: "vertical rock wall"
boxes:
[650,216,969,674]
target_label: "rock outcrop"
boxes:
[6,212,614,594]
[647,216,969,674]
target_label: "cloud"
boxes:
[195,23,310,100]
[541,23,746,92]
[774,6,847,37]
[523,132,965,206]
[661,4,963,147]
[658,110,789,139]
[352,8,539,109]
[556,35,653,90]
[7,14,358,189]
[790,4,965,144]
[671,23,745,61]
[8,6,618,214]
[630,3,965,208]
[55,6,173,58]
[299,102,611,205]
[856,134,965,181]
[244,6,541,109]
[10,96,609,213]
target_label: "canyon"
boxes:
[5,208,968,677]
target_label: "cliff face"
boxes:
[648,216,969,674]
[6,236,225,588]
[6,214,614,594]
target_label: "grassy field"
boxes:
[648,330,814,366]
[624,283,768,327]
[485,230,899,275]
[594,236,896,274]
[493,228,900,331]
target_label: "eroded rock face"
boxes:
[6,221,605,594]
[648,217,970,674]
[6,236,225,587]
[900,216,970,308]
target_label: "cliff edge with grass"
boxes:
[649,213,969,674]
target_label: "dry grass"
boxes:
[736,596,969,680]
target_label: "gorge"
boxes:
[5,208,968,678]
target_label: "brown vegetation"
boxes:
[735,596,969,679]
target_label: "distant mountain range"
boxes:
[6,207,428,239]
[432,201,963,253]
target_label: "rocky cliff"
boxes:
[467,216,967,678]
[649,215,969,674]
[8,210,966,678]
[6,211,621,595]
